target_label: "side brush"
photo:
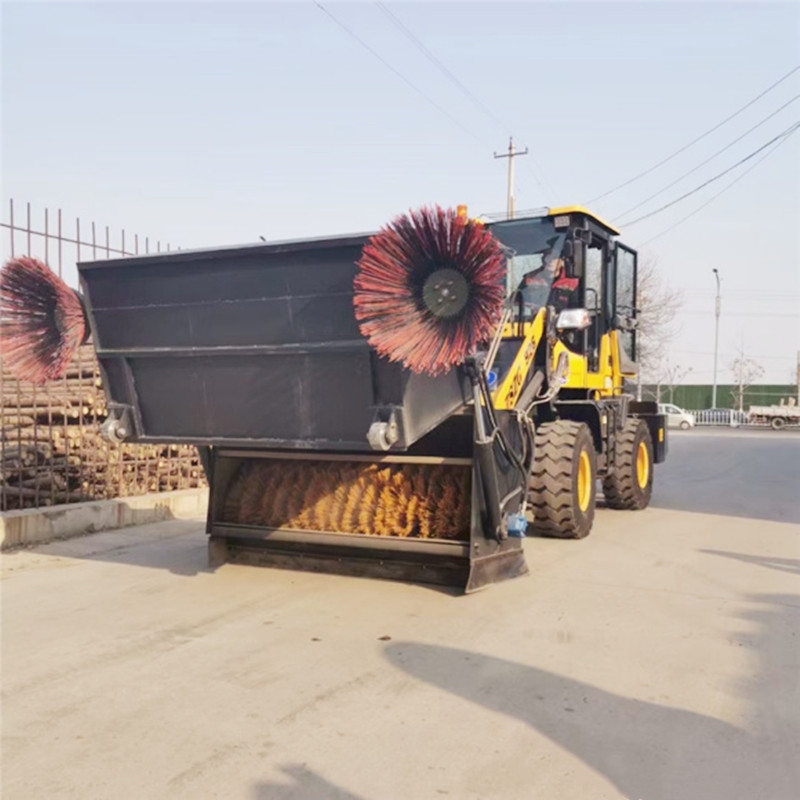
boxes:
[0,256,90,384]
[353,206,506,376]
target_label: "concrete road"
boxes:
[2,432,799,800]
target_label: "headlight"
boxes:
[555,308,591,330]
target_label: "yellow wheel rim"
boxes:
[577,450,592,512]
[636,441,650,488]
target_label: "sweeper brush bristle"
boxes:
[353,205,506,375]
[0,256,89,385]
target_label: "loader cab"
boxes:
[551,206,639,387]
[493,217,568,317]
[490,206,639,396]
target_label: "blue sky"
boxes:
[2,1,798,385]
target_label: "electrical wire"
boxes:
[625,120,800,227]
[681,310,800,318]
[614,94,800,222]
[638,127,799,244]
[314,2,485,146]
[375,1,510,135]
[673,350,797,361]
[586,64,800,204]
[373,1,557,198]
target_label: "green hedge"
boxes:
[641,384,797,410]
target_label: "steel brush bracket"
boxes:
[366,408,400,451]
[464,355,529,542]
[100,404,135,445]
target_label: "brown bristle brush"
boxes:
[353,205,506,376]
[0,256,90,384]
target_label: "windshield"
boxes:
[490,217,566,320]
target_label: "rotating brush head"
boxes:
[353,205,506,376]
[0,256,90,384]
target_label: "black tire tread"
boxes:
[602,418,652,510]
[529,420,595,539]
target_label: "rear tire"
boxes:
[529,421,597,539]
[602,418,653,510]
[771,417,786,431]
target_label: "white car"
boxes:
[658,403,696,430]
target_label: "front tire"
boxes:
[529,421,597,539]
[602,418,653,510]
[679,420,690,430]
[771,417,786,430]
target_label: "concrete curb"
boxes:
[0,488,209,550]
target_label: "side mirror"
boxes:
[568,238,584,279]
[615,313,638,332]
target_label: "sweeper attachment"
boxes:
[1,204,668,593]
[63,207,532,591]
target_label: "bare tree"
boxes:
[653,362,693,404]
[729,349,765,412]
[635,255,684,398]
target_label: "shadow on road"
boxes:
[10,518,213,577]
[252,765,366,799]
[14,519,461,595]
[700,550,800,576]
[384,592,799,800]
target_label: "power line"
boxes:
[681,310,800,318]
[614,94,800,222]
[638,128,798,245]
[673,349,797,361]
[586,64,800,204]
[688,292,800,301]
[624,120,800,227]
[314,2,485,146]
[685,288,800,297]
[375,1,509,134]
[373,1,556,199]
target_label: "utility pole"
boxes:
[494,137,528,219]
[712,268,721,408]
[796,349,800,404]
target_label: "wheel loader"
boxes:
[78,205,667,593]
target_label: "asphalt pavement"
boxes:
[2,430,799,799]
[652,427,800,523]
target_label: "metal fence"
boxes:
[674,408,799,430]
[684,409,752,427]
[1,199,206,511]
